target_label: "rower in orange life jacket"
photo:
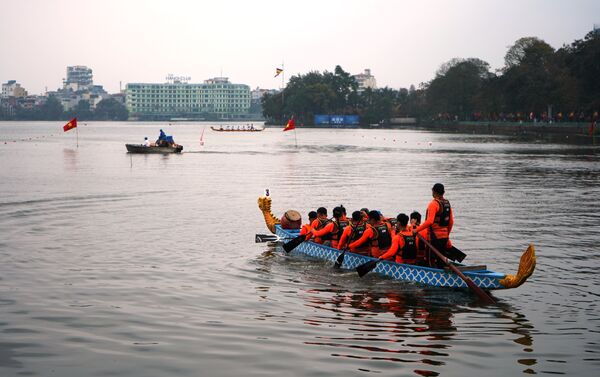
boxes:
[413,183,454,267]
[311,206,348,248]
[360,208,369,222]
[349,210,395,258]
[310,207,332,245]
[337,210,370,256]
[300,211,318,240]
[379,213,419,264]
[409,211,428,265]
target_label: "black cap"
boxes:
[432,183,445,195]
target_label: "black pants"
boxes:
[429,238,450,268]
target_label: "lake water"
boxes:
[0,121,599,376]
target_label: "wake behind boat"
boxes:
[258,195,536,292]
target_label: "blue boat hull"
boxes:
[275,225,506,290]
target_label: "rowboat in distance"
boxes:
[258,195,536,291]
[211,125,264,132]
[125,144,183,153]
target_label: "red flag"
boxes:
[283,116,295,132]
[589,121,596,137]
[63,118,77,132]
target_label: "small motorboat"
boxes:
[125,144,183,154]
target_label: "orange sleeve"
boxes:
[379,235,402,260]
[300,224,312,236]
[416,201,438,233]
[337,226,352,250]
[310,219,320,229]
[312,222,335,237]
[349,227,373,249]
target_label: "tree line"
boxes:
[0,96,129,121]
[262,30,600,125]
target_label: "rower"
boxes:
[413,183,454,267]
[311,207,347,248]
[338,211,369,255]
[360,208,369,221]
[300,211,318,238]
[410,211,428,265]
[143,137,150,147]
[310,207,332,245]
[349,210,394,258]
[379,214,418,264]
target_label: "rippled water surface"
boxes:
[1,121,599,376]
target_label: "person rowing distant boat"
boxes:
[413,183,454,267]
[349,210,394,258]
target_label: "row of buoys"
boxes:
[2,134,57,144]
[360,135,433,146]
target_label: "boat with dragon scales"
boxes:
[258,194,536,291]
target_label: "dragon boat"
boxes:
[258,195,536,291]
[211,126,264,132]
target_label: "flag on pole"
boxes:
[274,68,283,77]
[63,118,77,132]
[283,116,295,132]
[589,121,596,136]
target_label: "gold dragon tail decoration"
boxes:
[499,244,536,289]
[258,195,280,234]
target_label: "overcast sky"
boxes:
[1,0,598,94]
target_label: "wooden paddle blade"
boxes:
[334,250,346,269]
[282,234,306,253]
[447,246,467,263]
[356,260,378,277]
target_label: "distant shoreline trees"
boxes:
[1,96,129,121]
[262,30,600,125]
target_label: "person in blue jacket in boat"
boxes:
[156,129,176,147]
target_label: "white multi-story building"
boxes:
[126,77,251,119]
[1,80,28,99]
[353,69,377,92]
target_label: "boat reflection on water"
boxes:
[254,248,537,376]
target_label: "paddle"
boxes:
[334,249,348,269]
[448,246,467,263]
[356,259,378,277]
[417,234,496,304]
[255,234,279,243]
[282,234,307,253]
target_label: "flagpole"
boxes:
[76,125,79,148]
[294,128,298,148]
[281,60,285,105]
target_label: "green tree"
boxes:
[94,98,128,121]
[39,95,64,120]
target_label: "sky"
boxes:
[1,0,599,94]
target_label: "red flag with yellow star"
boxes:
[63,118,77,132]
[283,116,295,132]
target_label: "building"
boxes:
[1,80,28,99]
[126,77,251,120]
[65,65,93,91]
[353,69,377,92]
[251,87,278,102]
